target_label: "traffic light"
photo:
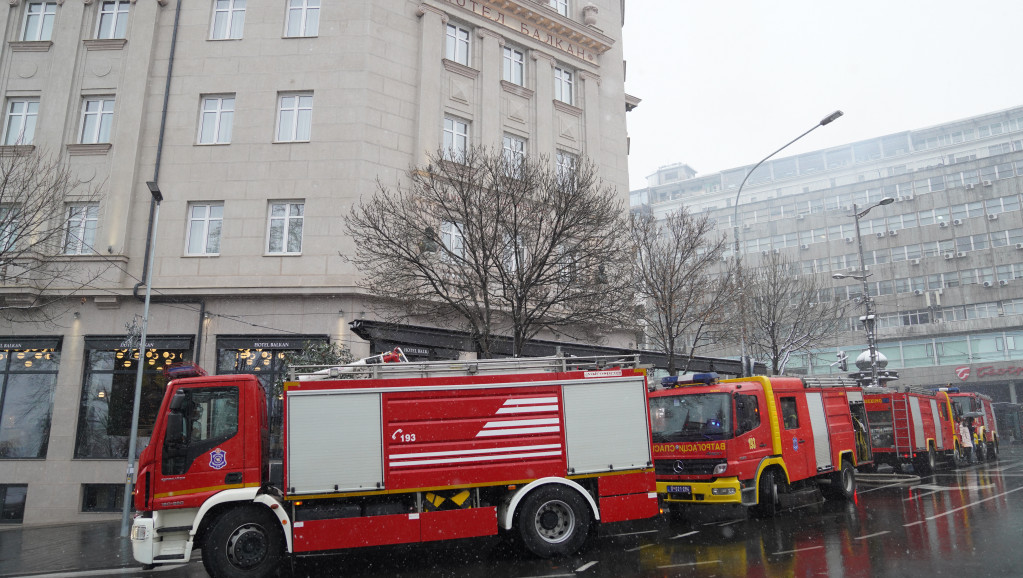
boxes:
[836,351,848,372]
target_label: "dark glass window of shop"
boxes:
[0,484,27,523]
[0,340,61,459]
[81,483,127,513]
[74,337,193,459]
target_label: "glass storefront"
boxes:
[0,337,61,459]
[74,336,193,459]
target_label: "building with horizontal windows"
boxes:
[0,1,637,524]
[632,105,1023,409]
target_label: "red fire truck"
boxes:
[941,387,1001,461]
[863,385,961,473]
[130,355,658,577]
[648,374,872,517]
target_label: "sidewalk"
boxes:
[0,520,137,577]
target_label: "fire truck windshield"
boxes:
[649,393,733,442]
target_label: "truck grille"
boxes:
[655,458,723,477]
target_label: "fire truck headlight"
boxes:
[711,488,736,495]
[712,463,727,475]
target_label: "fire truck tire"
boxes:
[952,444,967,468]
[203,505,284,578]
[825,460,855,500]
[914,447,937,476]
[516,485,592,558]
[988,441,999,460]
[976,441,989,462]
[750,470,779,518]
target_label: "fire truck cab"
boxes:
[941,388,1000,461]
[649,374,872,517]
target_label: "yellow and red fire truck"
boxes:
[940,387,1001,461]
[648,373,872,517]
[863,385,961,473]
[130,354,658,577]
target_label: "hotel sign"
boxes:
[442,0,612,63]
[954,364,1023,381]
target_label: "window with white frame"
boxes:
[445,23,470,66]
[22,1,57,41]
[198,95,234,144]
[556,150,577,183]
[443,116,469,161]
[276,93,312,142]
[96,1,129,39]
[79,97,114,144]
[554,66,574,105]
[503,46,525,86]
[266,201,304,254]
[285,0,319,37]
[64,203,99,255]
[549,0,569,16]
[186,202,223,256]
[0,205,18,253]
[503,134,525,176]
[440,221,464,258]
[211,0,246,40]
[3,99,39,146]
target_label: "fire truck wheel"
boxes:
[988,441,999,460]
[976,441,989,462]
[204,505,283,578]
[516,485,592,558]
[952,444,967,468]
[825,460,855,500]
[915,447,936,476]
[750,470,779,518]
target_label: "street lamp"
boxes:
[731,110,843,376]
[121,181,163,537]
[832,196,895,387]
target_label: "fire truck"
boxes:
[940,387,1001,461]
[862,385,961,474]
[130,354,658,577]
[648,374,872,517]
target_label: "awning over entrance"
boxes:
[348,319,762,376]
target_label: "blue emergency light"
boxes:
[660,372,719,388]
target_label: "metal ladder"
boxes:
[289,353,643,381]
[891,395,913,457]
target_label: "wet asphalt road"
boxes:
[5,446,1023,578]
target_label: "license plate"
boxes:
[666,485,692,497]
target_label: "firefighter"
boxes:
[959,418,975,464]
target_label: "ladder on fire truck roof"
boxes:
[800,376,862,389]
[288,353,644,381]
[863,384,938,397]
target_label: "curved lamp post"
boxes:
[832,196,895,387]
[731,110,843,376]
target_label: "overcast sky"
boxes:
[622,0,1023,190]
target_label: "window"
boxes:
[440,221,464,258]
[0,344,59,459]
[285,0,319,37]
[0,485,27,523]
[3,99,38,146]
[211,0,245,39]
[82,484,126,513]
[266,201,304,254]
[79,98,114,144]
[445,23,470,66]
[549,0,569,16]
[96,0,129,39]
[503,46,524,85]
[74,339,192,459]
[161,386,239,475]
[276,93,312,142]
[186,203,223,255]
[503,134,525,176]
[63,203,99,255]
[0,205,18,253]
[443,116,469,161]
[22,1,56,41]
[198,96,234,144]
[780,397,799,429]
[556,150,577,183]
[554,66,574,104]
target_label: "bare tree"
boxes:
[345,146,634,357]
[0,148,106,322]
[629,207,735,375]
[737,252,849,375]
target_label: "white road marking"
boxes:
[671,530,699,539]
[625,543,656,552]
[12,565,188,577]
[657,560,721,569]
[855,531,891,540]
[574,561,598,572]
[925,485,1023,521]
